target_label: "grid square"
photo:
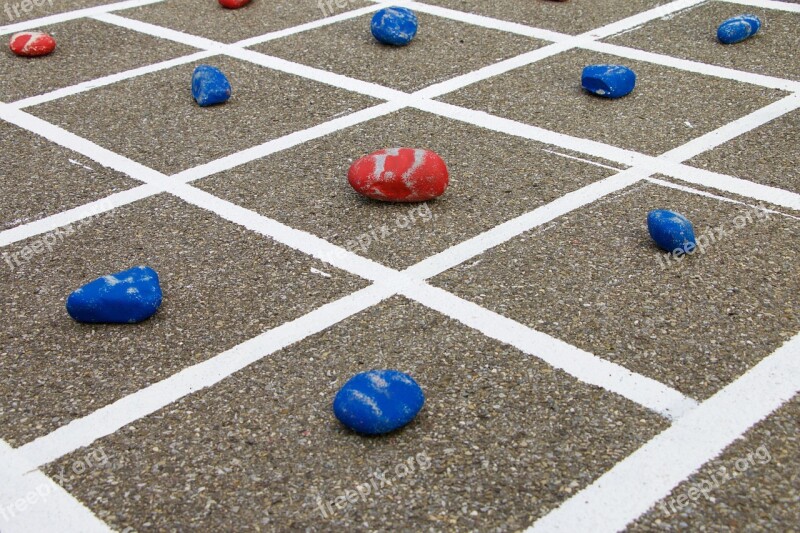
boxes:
[686,108,800,195]
[194,107,622,269]
[0,120,138,231]
[417,0,674,36]
[0,194,367,446]
[117,0,372,44]
[45,296,667,531]
[26,55,379,174]
[0,17,198,102]
[253,12,546,93]
[431,182,800,400]
[606,1,800,81]
[439,48,787,156]
[631,395,800,531]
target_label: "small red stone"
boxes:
[9,31,56,57]
[218,0,251,8]
[348,148,449,202]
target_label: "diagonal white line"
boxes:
[13,284,394,469]
[0,0,164,35]
[722,0,800,13]
[402,282,700,420]
[529,332,800,533]
[11,51,217,110]
[0,440,110,532]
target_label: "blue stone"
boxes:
[333,369,425,435]
[192,65,231,107]
[581,64,637,99]
[66,266,163,324]
[648,210,697,253]
[717,15,761,44]
[371,7,418,46]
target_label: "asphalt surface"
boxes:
[0,0,798,531]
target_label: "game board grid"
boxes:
[1,0,800,528]
[1,0,792,454]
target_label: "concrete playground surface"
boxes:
[1,0,799,531]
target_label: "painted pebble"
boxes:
[218,0,251,8]
[648,210,697,254]
[66,266,163,324]
[371,6,418,46]
[9,31,56,57]
[348,147,449,202]
[582,64,637,99]
[192,65,232,107]
[333,369,425,435]
[717,14,761,44]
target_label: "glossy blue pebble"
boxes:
[717,15,761,44]
[66,266,163,324]
[333,369,425,435]
[648,210,697,253]
[371,7,418,46]
[192,65,232,107]
[582,64,637,99]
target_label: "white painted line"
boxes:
[91,12,221,50]
[541,149,625,172]
[0,103,169,186]
[645,177,800,220]
[583,41,800,93]
[14,284,394,469]
[0,0,164,35]
[234,3,390,48]
[405,168,646,280]
[413,99,645,167]
[661,93,800,163]
[528,331,800,533]
[722,0,800,13]
[0,440,110,532]
[12,51,216,109]
[226,47,406,101]
[379,0,570,42]
[174,101,405,183]
[582,0,707,40]
[402,282,699,420]
[413,41,576,99]
[171,184,399,283]
[657,161,800,211]
[0,184,162,248]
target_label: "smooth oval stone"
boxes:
[717,15,761,44]
[218,0,251,8]
[9,31,56,57]
[348,147,449,202]
[582,64,637,99]
[66,266,163,324]
[371,7,418,46]
[648,210,697,253]
[333,370,425,435]
[192,65,232,107]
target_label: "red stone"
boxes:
[218,0,251,8]
[9,31,56,57]
[348,148,449,202]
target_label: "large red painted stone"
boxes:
[218,0,251,8]
[9,31,56,57]
[348,148,449,202]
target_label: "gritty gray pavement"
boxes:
[0,120,137,230]
[440,47,787,156]
[0,0,799,531]
[46,297,668,532]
